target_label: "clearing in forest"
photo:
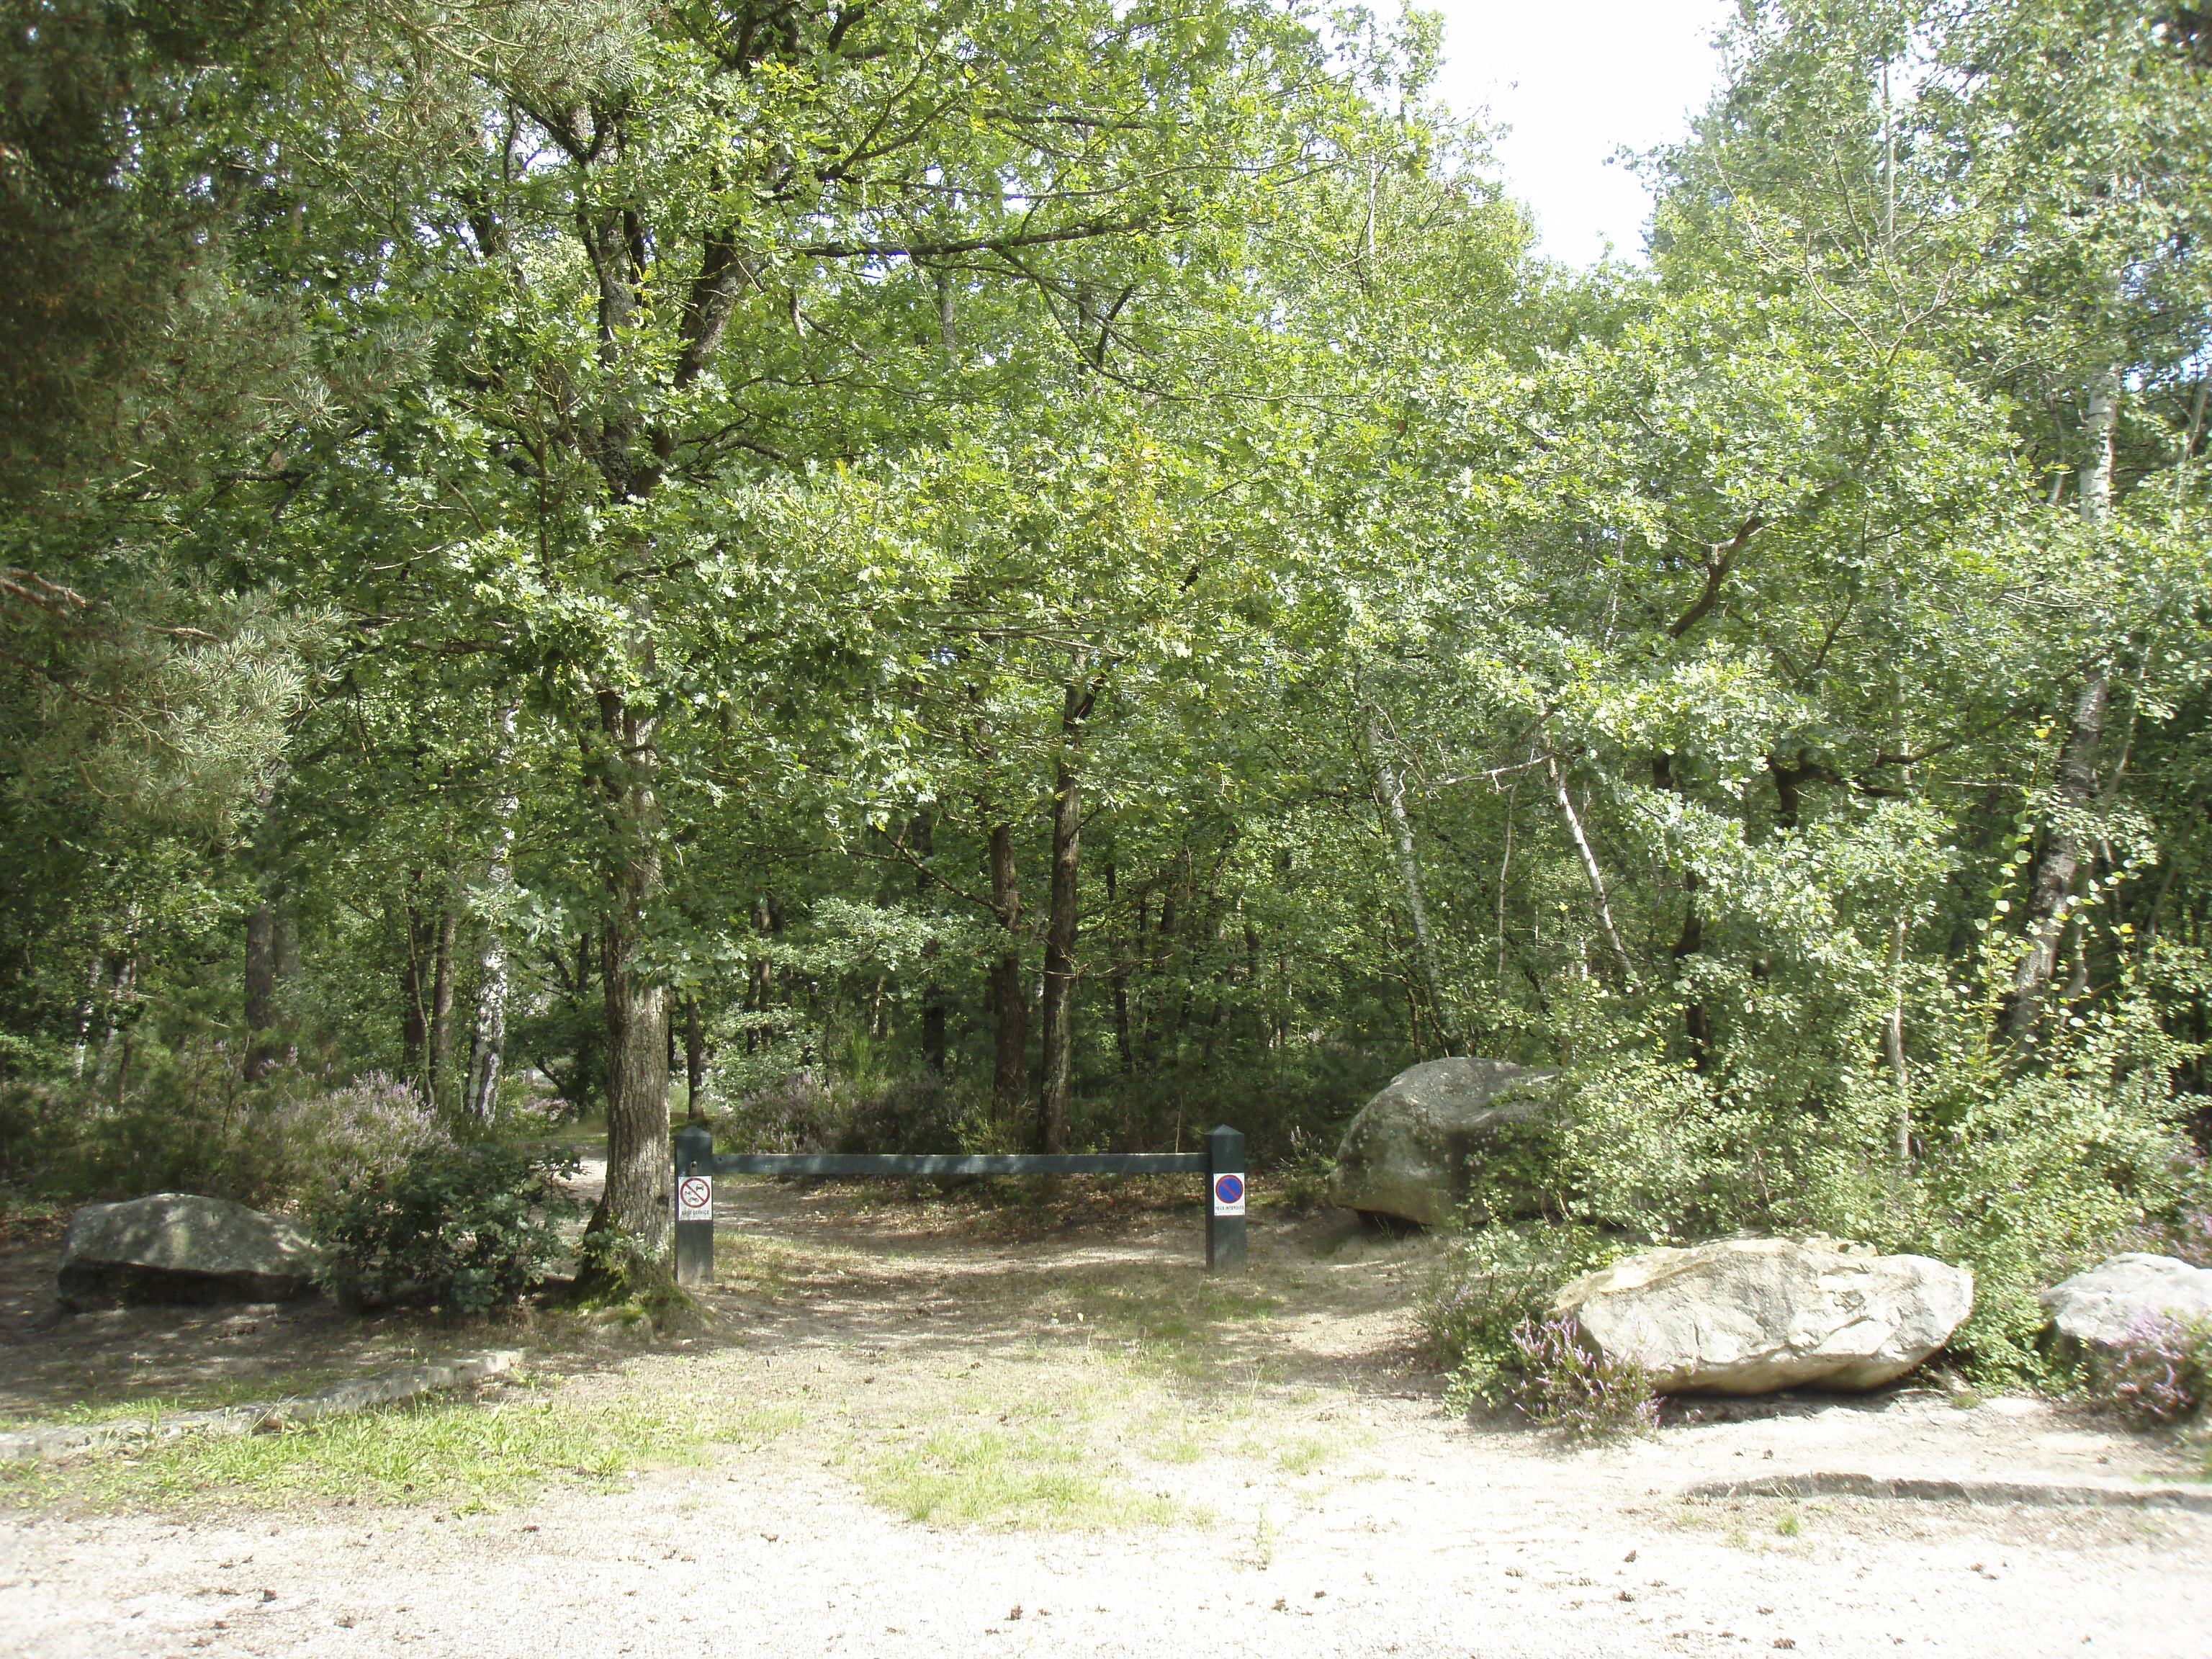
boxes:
[1,1181,2206,1658]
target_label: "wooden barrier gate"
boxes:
[670,1123,1247,1285]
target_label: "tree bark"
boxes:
[913,811,947,1076]
[2007,364,2119,1043]
[245,903,277,1046]
[1654,752,1710,1070]
[746,892,783,1053]
[1037,676,1096,1152]
[428,909,458,1102]
[2005,674,2110,1039]
[685,996,709,1120]
[1541,729,1639,989]
[582,685,673,1283]
[1364,706,1453,1052]
[1107,860,1134,1078]
[986,817,1028,1130]
[397,891,431,1091]
[465,709,520,1123]
[2078,362,2118,521]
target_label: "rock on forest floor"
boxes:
[1,1172,2206,1658]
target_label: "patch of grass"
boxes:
[853,1424,1179,1530]
[710,1233,796,1298]
[0,1192,73,1244]
[1274,1437,1335,1477]
[1776,1510,1802,1537]
[1055,1273,1281,1380]
[26,1369,353,1426]
[0,1385,800,1512]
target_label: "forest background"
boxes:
[4,0,2211,1370]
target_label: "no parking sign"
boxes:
[677,1174,713,1221]
[1212,1172,1245,1216]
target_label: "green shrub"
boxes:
[1,1044,451,1211]
[314,1143,578,1316]
[1550,948,2212,1387]
[1421,1221,1623,1409]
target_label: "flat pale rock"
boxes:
[1551,1237,1974,1395]
[1326,1058,1560,1228]
[57,1192,322,1311]
[2041,1253,2212,1354]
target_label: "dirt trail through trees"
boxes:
[2,1183,2207,1658]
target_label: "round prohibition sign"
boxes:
[1213,1173,1244,1207]
[677,1176,712,1212]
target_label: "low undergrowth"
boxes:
[853,1421,1184,1529]
[24,1367,352,1426]
[1498,1315,1662,1439]
[2077,1314,2212,1432]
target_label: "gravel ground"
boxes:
[2,1177,2206,1659]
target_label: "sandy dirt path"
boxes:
[2,1177,2206,1659]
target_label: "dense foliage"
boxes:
[315,1143,579,1315]
[4,0,2211,1328]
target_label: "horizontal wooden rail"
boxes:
[699,1152,1207,1177]
[671,1123,1245,1280]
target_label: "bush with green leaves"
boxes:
[1,1044,451,1211]
[314,1143,578,1316]
[1548,948,2212,1385]
[1421,1220,1624,1410]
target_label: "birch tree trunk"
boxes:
[465,709,520,1123]
[1541,734,1639,989]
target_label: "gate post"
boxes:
[1205,1124,1246,1273]
[673,1123,716,1287]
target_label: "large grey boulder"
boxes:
[2041,1254,2212,1362]
[1550,1237,1974,1395]
[56,1193,322,1311]
[1326,1058,1560,1228]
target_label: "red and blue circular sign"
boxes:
[1213,1173,1245,1214]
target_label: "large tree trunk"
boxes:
[583,686,673,1286]
[986,817,1028,1130]
[1037,677,1094,1153]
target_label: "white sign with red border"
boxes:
[1212,1172,1245,1216]
[676,1174,713,1221]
